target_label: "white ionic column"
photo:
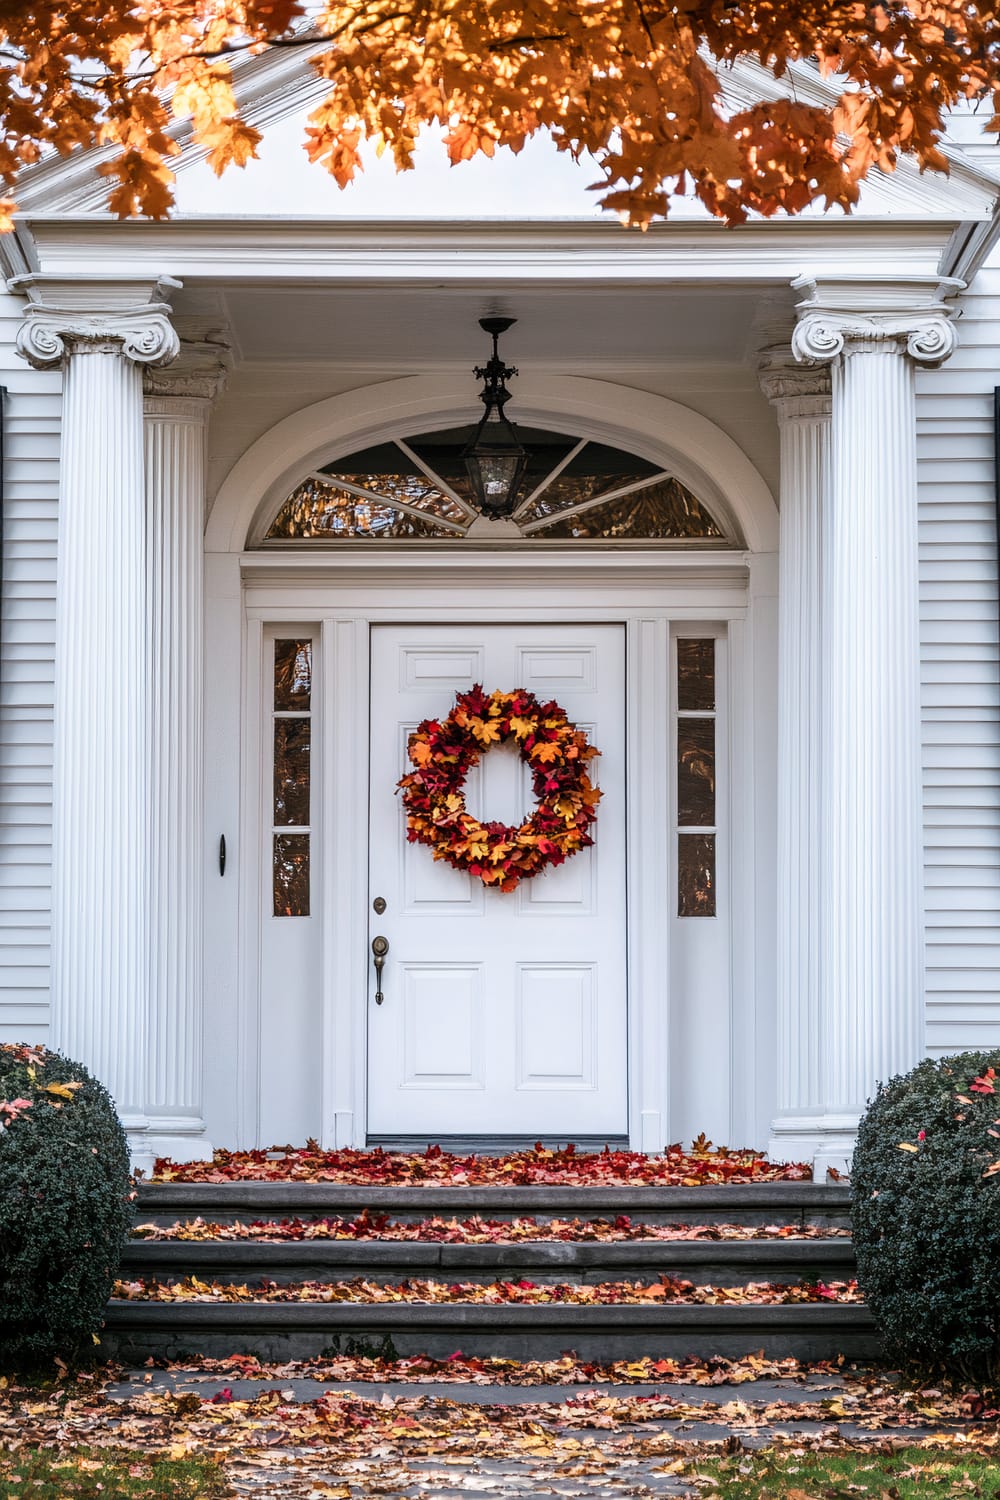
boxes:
[15,279,179,1156]
[142,341,226,1162]
[791,277,961,1174]
[757,361,832,1162]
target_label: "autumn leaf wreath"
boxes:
[398,685,602,891]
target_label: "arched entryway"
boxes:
[201,376,779,1154]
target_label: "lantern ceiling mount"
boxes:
[462,316,528,518]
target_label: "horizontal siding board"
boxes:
[0,1026,50,1046]
[0,966,50,988]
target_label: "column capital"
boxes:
[143,318,232,405]
[11,275,181,370]
[757,349,832,421]
[791,276,964,369]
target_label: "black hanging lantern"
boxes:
[462,316,527,517]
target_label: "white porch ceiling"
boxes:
[204,283,774,366]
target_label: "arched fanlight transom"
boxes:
[264,425,729,543]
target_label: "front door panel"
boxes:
[367,624,627,1138]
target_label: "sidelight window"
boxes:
[676,638,717,917]
[272,638,312,916]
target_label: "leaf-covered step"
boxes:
[114,1275,863,1307]
[100,1296,878,1364]
[151,1141,811,1188]
[122,1232,856,1287]
[134,1181,852,1229]
[132,1214,852,1242]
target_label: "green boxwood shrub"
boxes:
[853,1049,1000,1384]
[0,1043,132,1368]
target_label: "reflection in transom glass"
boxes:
[264,425,732,544]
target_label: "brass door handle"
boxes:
[372,935,389,1005]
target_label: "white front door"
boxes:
[367,624,627,1141]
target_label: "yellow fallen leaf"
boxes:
[45,1081,83,1099]
[897,1142,919,1152]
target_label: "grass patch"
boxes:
[0,1447,231,1498]
[686,1445,1000,1498]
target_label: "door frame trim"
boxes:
[223,549,765,1151]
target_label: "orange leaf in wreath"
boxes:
[529,742,560,764]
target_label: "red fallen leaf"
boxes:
[208,1387,234,1403]
[971,1068,997,1095]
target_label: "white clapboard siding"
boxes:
[918,258,1000,1057]
[0,291,59,1045]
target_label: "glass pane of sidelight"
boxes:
[678,833,716,918]
[677,639,715,711]
[273,834,310,917]
[274,639,312,710]
[677,717,716,826]
[273,719,311,826]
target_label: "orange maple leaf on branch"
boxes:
[0,0,997,229]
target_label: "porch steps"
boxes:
[103,1179,875,1363]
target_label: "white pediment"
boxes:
[12,45,1000,225]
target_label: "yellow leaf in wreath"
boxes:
[469,717,499,745]
[509,716,534,740]
[444,794,464,813]
[530,742,560,764]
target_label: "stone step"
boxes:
[135,1180,851,1228]
[100,1297,878,1364]
[122,1235,856,1287]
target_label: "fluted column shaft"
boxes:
[52,348,149,1120]
[144,396,211,1156]
[825,343,924,1110]
[766,384,832,1123]
[788,276,961,1172]
[15,277,179,1156]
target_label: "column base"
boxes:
[143,1113,213,1169]
[119,1112,155,1178]
[123,1114,212,1176]
[768,1110,861,1179]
